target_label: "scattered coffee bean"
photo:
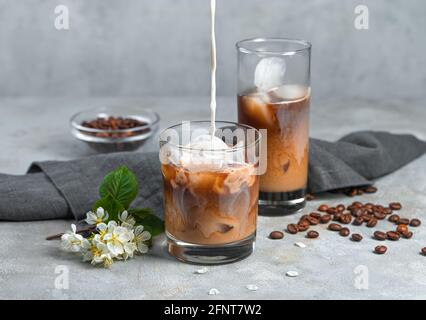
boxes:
[398,218,410,225]
[402,231,413,239]
[366,218,378,228]
[396,224,409,234]
[374,245,387,255]
[336,204,345,212]
[364,186,377,193]
[374,212,386,220]
[328,223,342,231]
[351,233,363,242]
[389,202,402,210]
[307,231,319,239]
[297,221,310,232]
[339,228,350,237]
[326,207,337,215]
[309,212,321,219]
[320,214,332,224]
[421,247,426,256]
[386,231,400,241]
[352,217,364,226]
[410,219,421,227]
[339,214,352,224]
[383,208,393,215]
[388,214,400,223]
[373,231,387,241]
[287,224,299,234]
[318,204,328,212]
[307,216,320,226]
[269,231,284,240]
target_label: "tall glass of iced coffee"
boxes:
[237,38,311,214]
[159,121,261,264]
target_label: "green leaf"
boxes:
[99,166,138,209]
[93,195,125,221]
[129,208,164,237]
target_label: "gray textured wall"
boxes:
[0,0,425,101]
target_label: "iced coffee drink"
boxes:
[159,121,261,264]
[237,38,311,214]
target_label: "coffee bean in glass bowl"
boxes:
[70,106,160,153]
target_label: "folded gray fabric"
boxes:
[0,131,425,221]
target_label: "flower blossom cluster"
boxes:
[60,208,151,268]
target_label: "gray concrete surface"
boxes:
[1,0,426,102]
[0,96,425,299]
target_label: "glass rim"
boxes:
[159,120,262,152]
[236,37,311,56]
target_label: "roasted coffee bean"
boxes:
[374,212,386,220]
[352,201,363,207]
[351,233,363,242]
[318,204,329,212]
[339,227,350,237]
[307,216,320,225]
[309,212,321,219]
[336,204,345,212]
[362,214,372,222]
[351,208,364,217]
[347,188,358,197]
[410,219,421,227]
[389,202,402,210]
[287,224,299,234]
[328,223,342,231]
[421,247,426,256]
[388,214,400,223]
[320,214,332,224]
[402,231,413,239]
[366,218,378,228]
[383,208,392,215]
[386,231,400,241]
[269,231,284,239]
[365,203,374,209]
[364,186,377,193]
[326,207,337,215]
[352,217,364,226]
[299,214,309,221]
[373,231,387,241]
[333,212,343,221]
[357,189,364,195]
[374,245,387,255]
[396,224,409,234]
[297,221,310,232]
[399,218,410,225]
[307,230,319,239]
[339,214,352,225]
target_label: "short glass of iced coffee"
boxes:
[159,121,261,264]
[236,38,311,214]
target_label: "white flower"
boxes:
[96,220,117,239]
[103,225,134,256]
[83,235,114,268]
[133,225,151,254]
[118,210,136,229]
[85,207,109,226]
[122,241,137,260]
[61,224,90,253]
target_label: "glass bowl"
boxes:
[70,106,160,153]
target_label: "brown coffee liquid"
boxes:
[238,85,310,193]
[162,163,259,245]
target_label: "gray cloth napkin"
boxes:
[0,131,425,221]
